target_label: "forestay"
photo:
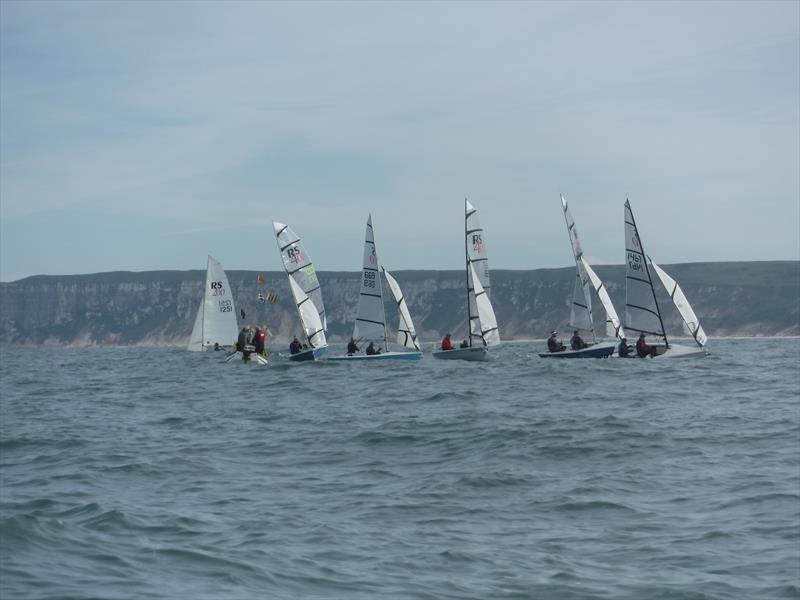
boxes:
[624,200,666,340]
[273,221,327,331]
[469,262,500,347]
[288,276,327,348]
[649,259,707,347]
[382,267,421,351]
[561,195,593,333]
[580,257,625,340]
[353,215,388,345]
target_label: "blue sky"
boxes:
[1,0,798,281]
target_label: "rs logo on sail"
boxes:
[210,281,225,296]
[472,234,483,253]
[288,247,303,263]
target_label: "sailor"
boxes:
[253,327,267,356]
[441,333,454,351]
[289,336,302,354]
[347,337,360,355]
[618,337,632,357]
[236,327,247,352]
[636,333,657,358]
[460,339,469,348]
[547,330,566,353]
[366,341,381,355]
[570,330,588,350]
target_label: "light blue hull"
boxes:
[432,347,489,361]
[327,351,422,362]
[289,345,327,362]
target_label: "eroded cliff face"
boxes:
[1,262,797,346]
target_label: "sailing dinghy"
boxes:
[274,220,328,362]
[433,199,500,361]
[539,196,619,359]
[187,255,243,352]
[623,199,708,358]
[328,215,422,361]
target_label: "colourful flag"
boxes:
[257,274,265,284]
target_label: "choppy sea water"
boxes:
[1,338,798,600]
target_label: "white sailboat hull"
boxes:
[618,343,708,359]
[432,347,489,361]
[289,345,327,362]
[327,351,422,362]
[224,351,269,365]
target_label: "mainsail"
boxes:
[469,261,500,347]
[560,195,594,334]
[353,215,388,346]
[187,255,239,350]
[382,267,421,351]
[465,199,498,344]
[624,200,666,341]
[273,221,327,331]
[649,259,707,347]
[580,257,625,340]
[287,276,326,348]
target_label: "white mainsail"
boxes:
[469,261,500,347]
[288,276,326,348]
[580,257,625,340]
[624,200,666,340]
[466,199,497,344]
[187,255,239,350]
[466,198,491,297]
[560,195,594,333]
[649,259,707,347]
[273,221,327,331]
[353,215,388,346]
[382,267,421,351]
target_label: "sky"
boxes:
[1,0,798,282]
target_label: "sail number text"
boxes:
[210,281,226,296]
[218,299,233,313]
[363,271,376,288]
[627,252,644,272]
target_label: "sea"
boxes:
[1,338,798,600]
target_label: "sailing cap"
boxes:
[551,330,557,335]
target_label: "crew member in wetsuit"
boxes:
[570,330,588,350]
[547,331,566,352]
[441,333,454,351]
[289,337,302,355]
[636,333,657,358]
[347,337,360,355]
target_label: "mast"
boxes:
[371,216,389,351]
[625,199,668,346]
[464,197,472,347]
[560,195,596,342]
